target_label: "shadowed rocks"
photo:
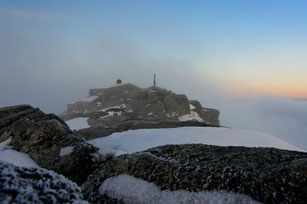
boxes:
[82,144,307,204]
[0,105,100,185]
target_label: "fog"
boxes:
[0,7,306,150]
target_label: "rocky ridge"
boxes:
[61,86,220,139]
[0,105,101,185]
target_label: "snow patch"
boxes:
[59,146,74,157]
[66,117,90,130]
[178,111,204,122]
[98,106,121,112]
[190,104,196,110]
[0,138,39,168]
[0,137,12,151]
[167,112,176,117]
[88,127,305,155]
[99,174,260,204]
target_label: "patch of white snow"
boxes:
[98,106,121,112]
[59,146,74,157]
[88,127,305,155]
[0,138,39,168]
[99,174,260,204]
[66,117,90,130]
[178,111,204,122]
[190,104,196,110]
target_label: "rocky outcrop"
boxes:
[82,144,307,204]
[61,86,220,140]
[190,100,220,126]
[0,161,87,203]
[0,105,100,185]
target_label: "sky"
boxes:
[0,0,307,148]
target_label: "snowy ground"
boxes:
[66,117,90,130]
[0,138,39,168]
[89,127,306,155]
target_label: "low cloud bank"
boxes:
[213,96,307,150]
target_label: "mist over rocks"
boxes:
[0,105,101,185]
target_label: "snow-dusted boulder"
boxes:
[82,144,307,203]
[0,105,100,185]
[0,161,87,203]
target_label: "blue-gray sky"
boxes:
[1,1,307,148]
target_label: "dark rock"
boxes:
[164,94,190,115]
[0,161,87,203]
[202,108,220,126]
[82,144,307,204]
[190,100,220,126]
[0,105,100,185]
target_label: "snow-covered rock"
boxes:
[88,127,305,155]
[0,138,39,168]
[99,174,260,204]
[0,161,87,203]
[82,144,307,203]
[0,105,100,185]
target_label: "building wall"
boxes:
[89,83,142,99]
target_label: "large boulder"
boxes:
[190,100,220,126]
[82,144,307,203]
[0,161,87,203]
[164,94,190,116]
[0,105,100,185]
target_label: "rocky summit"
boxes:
[60,81,220,139]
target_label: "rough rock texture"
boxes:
[0,105,100,185]
[0,161,87,204]
[82,144,307,204]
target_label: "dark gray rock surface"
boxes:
[82,144,307,204]
[0,105,100,185]
[0,161,87,204]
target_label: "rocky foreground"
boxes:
[0,105,307,203]
[82,144,307,203]
[0,105,101,185]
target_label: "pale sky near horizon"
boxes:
[1,0,307,113]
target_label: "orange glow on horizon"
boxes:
[223,80,307,98]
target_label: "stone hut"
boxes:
[68,80,142,113]
[89,82,142,101]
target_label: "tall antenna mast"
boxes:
[154,73,156,87]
